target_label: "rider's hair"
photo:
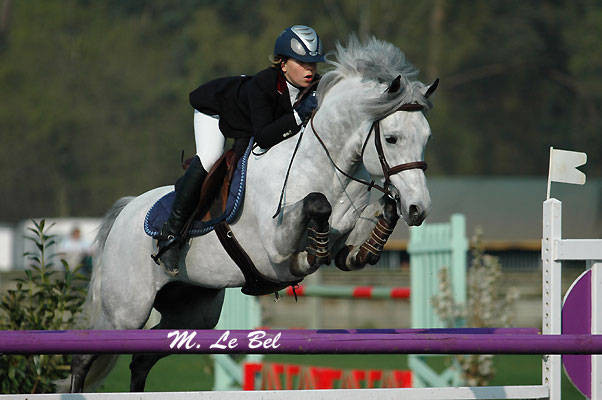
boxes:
[269,54,287,69]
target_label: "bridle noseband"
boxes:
[310,102,428,200]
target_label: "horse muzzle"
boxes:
[390,183,430,227]
[406,204,427,226]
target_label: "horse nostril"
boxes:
[409,205,419,218]
[408,204,425,225]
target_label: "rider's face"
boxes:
[281,58,317,88]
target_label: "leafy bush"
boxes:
[0,220,88,393]
[431,228,520,386]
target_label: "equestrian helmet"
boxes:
[274,25,325,63]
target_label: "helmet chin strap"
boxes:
[282,61,314,90]
[283,74,303,90]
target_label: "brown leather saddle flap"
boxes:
[199,150,239,222]
[180,150,240,234]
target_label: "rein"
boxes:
[310,103,428,199]
[272,75,438,217]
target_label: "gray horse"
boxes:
[70,36,437,392]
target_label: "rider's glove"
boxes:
[294,92,318,125]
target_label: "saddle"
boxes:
[185,148,240,227]
[144,138,252,239]
[145,138,301,296]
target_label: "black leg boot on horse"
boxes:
[151,155,208,275]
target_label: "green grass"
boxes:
[97,355,214,391]
[97,354,585,398]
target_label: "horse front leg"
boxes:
[334,196,399,271]
[272,192,331,277]
[290,192,332,276]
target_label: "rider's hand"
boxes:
[294,92,318,125]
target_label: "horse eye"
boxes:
[385,136,397,144]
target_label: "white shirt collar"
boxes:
[286,81,301,107]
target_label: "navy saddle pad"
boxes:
[144,139,253,238]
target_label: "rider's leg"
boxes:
[194,111,225,169]
[153,111,224,273]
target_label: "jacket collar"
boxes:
[276,70,288,95]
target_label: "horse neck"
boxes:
[296,98,368,195]
[310,114,361,168]
[317,80,373,169]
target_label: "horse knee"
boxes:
[303,192,332,224]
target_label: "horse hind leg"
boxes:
[129,352,165,392]
[69,286,128,392]
[129,283,225,392]
[70,285,155,392]
[70,287,155,392]
[70,354,98,393]
[69,353,120,393]
[290,192,332,276]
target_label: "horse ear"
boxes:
[424,78,439,98]
[386,75,402,93]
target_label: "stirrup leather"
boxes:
[151,233,180,265]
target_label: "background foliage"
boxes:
[1,0,600,221]
[431,229,520,386]
[0,220,88,393]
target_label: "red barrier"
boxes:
[352,286,373,298]
[390,287,411,299]
[243,362,412,390]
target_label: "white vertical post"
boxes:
[591,260,602,399]
[546,146,553,200]
[542,198,562,400]
[450,214,468,311]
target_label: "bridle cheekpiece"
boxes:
[311,76,438,199]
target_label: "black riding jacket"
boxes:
[189,67,318,149]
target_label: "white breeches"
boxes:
[194,110,225,170]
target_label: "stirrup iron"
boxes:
[151,234,177,265]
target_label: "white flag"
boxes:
[549,148,587,185]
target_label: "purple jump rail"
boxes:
[3,328,602,355]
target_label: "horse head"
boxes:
[317,37,437,226]
[360,76,438,226]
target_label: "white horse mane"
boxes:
[317,36,432,119]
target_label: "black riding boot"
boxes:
[152,155,208,274]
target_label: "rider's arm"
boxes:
[247,79,302,149]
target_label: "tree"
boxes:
[0,0,600,222]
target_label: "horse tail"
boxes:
[79,196,135,328]
[94,196,135,254]
[55,196,136,393]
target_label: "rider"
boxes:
[154,25,325,272]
